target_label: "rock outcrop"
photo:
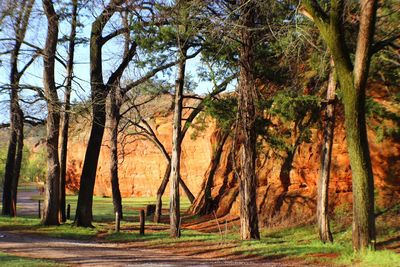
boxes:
[66,89,400,222]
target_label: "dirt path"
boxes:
[16,189,41,216]
[0,185,42,217]
[0,187,322,266]
[0,232,300,266]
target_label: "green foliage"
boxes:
[369,0,400,88]
[269,91,320,124]
[366,97,400,142]
[19,146,47,183]
[259,91,321,152]
[203,95,237,132]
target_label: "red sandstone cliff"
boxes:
[66,89,400,221]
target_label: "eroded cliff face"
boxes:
[66,89,400,221]
[66,111,214,198]
[201,123,400,225]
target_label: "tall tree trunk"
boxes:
[238,0,260,240]
[42,0,60,226]
[317,62,336,243]
[11,111,23,216]
[75,89,106,227]
[170,47,187,238]
[2,0,34,217]
[59,0,78,223]
[350,0,377,251]
[109,86,123,219]
[303,0,377,251]
[2,86,21,216]
[74,0,134,227]
[189,130,228,215]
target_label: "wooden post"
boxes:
[66,204,71,220]
[38,200,41,218]
[115,212,120,232]
[139,209,145,235]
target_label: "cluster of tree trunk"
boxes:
[1,0,34,217]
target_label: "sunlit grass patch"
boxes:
[63,195,191,222]
[338,249,400,267]
[233,225,349,262]
[0,252,64,267]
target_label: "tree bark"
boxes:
[170,47,187,238]
[302,0,377,251]
[238,0,260,240]
[11,112,23,216]
[317,62,336,243]
[2,0,34,217]
[109,86,123,219]
[42,0,61,226]
[59,0,78,223]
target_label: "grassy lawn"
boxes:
[0,252,64,267]
[30,194,192,222]
[0,192,399,267]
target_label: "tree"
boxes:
[301,0,378,251]
[169,37,186,238]
[41,0,61,226]
[237,0,260,240]
[59,0,78,223]
[167,0,206,237]
[74,0,136,227]
[2,0,35,217]
[107,10,132,221]
[317,60,336,243]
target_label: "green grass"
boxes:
[232,223,400,266]
[0,252,63,267]
[232,225,348,262]
[106,227,222,244]
[338,249,400,267]
[0,217,99,240]
[29,195,191,222]
[0,194,191,239]
[1,190,399,266]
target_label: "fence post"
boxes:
[115,212,120,232]
[38,200,41,219]
[139,209,145,235]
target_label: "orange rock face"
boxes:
[66,91,400,221]
[66,113,214,198]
